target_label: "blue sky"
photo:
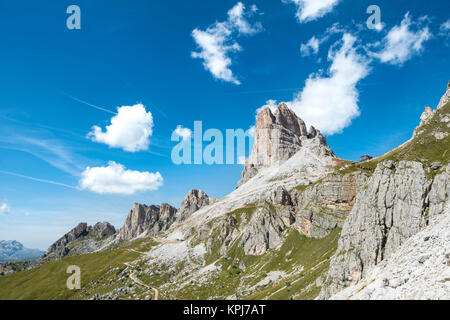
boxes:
[0,0,449,250]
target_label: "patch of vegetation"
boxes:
[226,205,258,226]
[293,178,324,192]
[335,103,450,179]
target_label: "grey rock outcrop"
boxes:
[176,189,212,222]
[331,205,450,300]
[118,203,177,240]
[291,171,369,238]
[91,222,116,238]
[238,103,334,186]
[239,207,288,255]
[270,186,293,206]
[319,161,449,299]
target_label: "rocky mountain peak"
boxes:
[176,189,212,222]
[274,103,308,137]
[414,81,450,138]
[238,103,334,186]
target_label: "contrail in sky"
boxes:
[62,92,117,115]
[0,170,77,190]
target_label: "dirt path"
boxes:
[124,251,159,300]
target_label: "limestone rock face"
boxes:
[331,205,450,300]
[291,171,370,239]
[239,206,291,256]
[177,189,212,222]
[118,203,177,240]
[238,103,334,186]
[270,186,293,206]
[319,161,449,299]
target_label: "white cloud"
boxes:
[173,125,192,141]
[288,33,370,135]
[440,19,450,34]
[88,104,153,152]
[371,13,431,65]
[300,23,348,57]
[247,125,256,137]
[300,36,321,56]
[257,99,278,114]
[373,22,385,32]
[191,2,262,85]
[284,0,341,23]
[79,161,163,195]
[0,203,10,214]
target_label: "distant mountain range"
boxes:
[0,240,44,262]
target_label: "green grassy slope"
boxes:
[335,102,450,177]
[0,238,156,300]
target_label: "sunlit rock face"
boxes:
[238,103,334,187]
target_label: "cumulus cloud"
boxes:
[371,13,431,65]
[173,125,192,141]
[79,161,163,195]
[288,33,370,135]
[0,203,10,214]
[191,2,262,84]
[284,0,341,23]
[88,104,153,152]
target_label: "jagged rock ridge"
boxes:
[118,203,177,240]
[43,222,116,261]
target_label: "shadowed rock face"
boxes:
[238,103,334,187]
[176,189,212,223]
[43,223,89,260]
[43,222,116,261]
[118,203,177,240]
[92,222,116,238]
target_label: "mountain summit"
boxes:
[239,103,334,186]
